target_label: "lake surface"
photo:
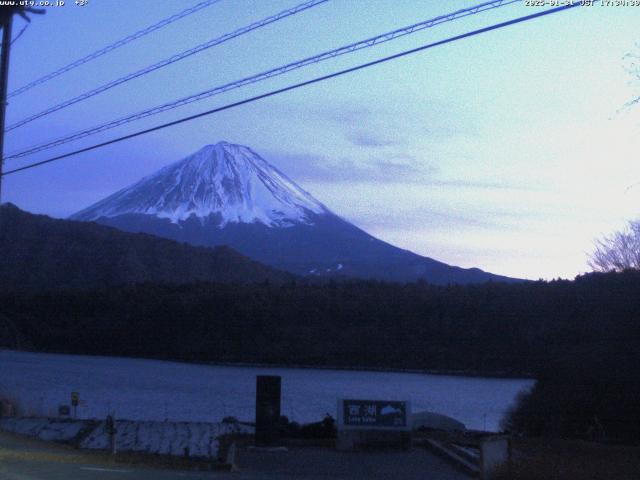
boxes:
[0,350,533,431]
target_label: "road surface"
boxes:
[0,431,229,480]
[0,430,470,479]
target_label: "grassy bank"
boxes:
[494,438,640,480]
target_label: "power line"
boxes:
[7,0,222,99]
[0,23,29,50]
[5,0,328,132]
[7,0,520,160]
[10,22,29,46]
[1,3,580,178]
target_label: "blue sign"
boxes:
[341,399,408,428]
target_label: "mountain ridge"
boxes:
[0,203,293,292]
[72,142,328,227]
[71,141,520,285]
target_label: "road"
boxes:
[0,431,230,480]
[0,460,233,480]
[237,446,470,480]
[0,430,470,480]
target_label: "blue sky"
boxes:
[3,0,640,280]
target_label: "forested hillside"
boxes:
[0,203,292,290]
[3,270,640,442]
[2,271,638,376]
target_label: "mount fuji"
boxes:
[72,142,515,284]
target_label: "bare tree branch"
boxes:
[588,220,640,272]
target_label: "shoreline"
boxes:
[197,360,535,380]
[1,348,535,380]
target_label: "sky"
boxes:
[2,0,640,280]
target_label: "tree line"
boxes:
[2,270,640,442]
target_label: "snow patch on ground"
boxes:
[80,419,251,457]
[0,417,252,458]
[0,417,86,443]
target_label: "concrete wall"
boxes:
[480,436,510,479]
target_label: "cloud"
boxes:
[265,149,545,194]
[346,130,398,148]
[325,102,475,145]
[284,105,394,149]
[348,206,506,232]
[266,150,433,184]
[331,107,372,125]
[430,179,548,192]
[329,107,403,148]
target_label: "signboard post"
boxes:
[255,376,281,446]
[71,392,79,418]
[480,436,511,480]
[337,399,411,451]
[106,415,118,455]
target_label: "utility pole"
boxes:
[0,6,44,203]
[0,12,13,203]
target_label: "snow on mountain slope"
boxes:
[71,141,519,284]
[72,142,328,227]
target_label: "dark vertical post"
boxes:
[71,391,79,418]
[106,415,117,455]
[255,375,281,446]
[0,14,12,203]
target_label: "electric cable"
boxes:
[0,4,580,178]
[6,0,519,159]
[5,0,328,131]
[7,0,222,99]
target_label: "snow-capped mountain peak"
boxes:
[72,142,329,227]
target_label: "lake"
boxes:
[0,349,533,431]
